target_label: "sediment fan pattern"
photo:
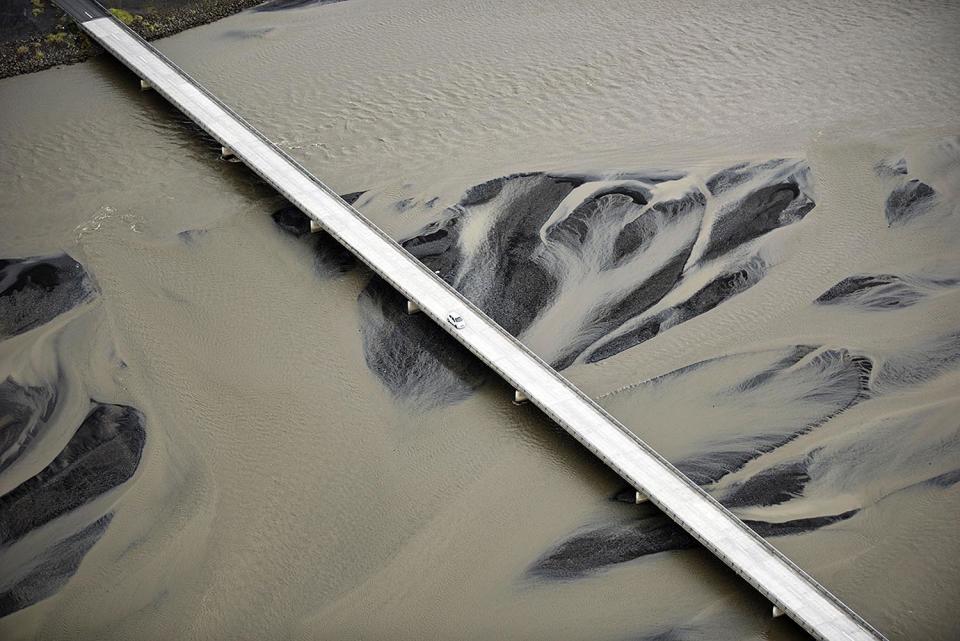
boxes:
[272,139,960,584]
[0,255,96,341]
[530,342,960,579]
[528,137,960,580]
[355,158,815,404]
[0,256,145,617]
[255,0,349,11]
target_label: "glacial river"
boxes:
[1,1,959,639]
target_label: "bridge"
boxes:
[53,2,886,639]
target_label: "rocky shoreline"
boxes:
[0,0,265,79]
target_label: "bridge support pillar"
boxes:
[514,389,528,404]
[635,491,649,504]
[139,79,152,91]
[309,219,322,234]
[220,145,236,160]
[406,300,421,314]
[772,606,785,618]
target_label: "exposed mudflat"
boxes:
[1,1,959,640]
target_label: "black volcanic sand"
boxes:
[673,347,872,486]
[530,329,960,580]
[272,191,493,405]
[886,179,937,226]
[873,152,942,227]
[0,514,113,618]
[271,190,364,275]
[0,403,145,545]
[613,343,872,491]
[267,151,960,583]
[0,402,145,617]
[347,160,816,402]
[0,252,146,618]
[254,0,349,11]
[816,274,959,310]
[815,153,958,310]
[0,254,96,340]
[528,510,859,581]
[528,336,960,580]
[0,376,57,475]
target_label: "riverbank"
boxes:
[0,0,263,78]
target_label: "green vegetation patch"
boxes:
[45,32,70,46]
[109,8,137,25]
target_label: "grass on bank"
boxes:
[44,32,69,45]
[109,8,136,25]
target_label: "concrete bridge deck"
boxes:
[54,2,886,639]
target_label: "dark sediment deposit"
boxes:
[267,142,960,593]
[636,345,872,487]
[0,403,145,545]
[530,328,960,580]
[271,191,364,275]
[356,159,816,402]
[0,253,146,618]
[0,515,113,617]
[528,510,859,580]
[358,277,489,405]
[818,274,924,309]
[886,179,937,226]
[0,377,58,475]
[254,0,348,11]
[0,254,97,340]
[529,341,960,581]
[584,256,768,364]
[0,398,145,618]
[816,273,959,310]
